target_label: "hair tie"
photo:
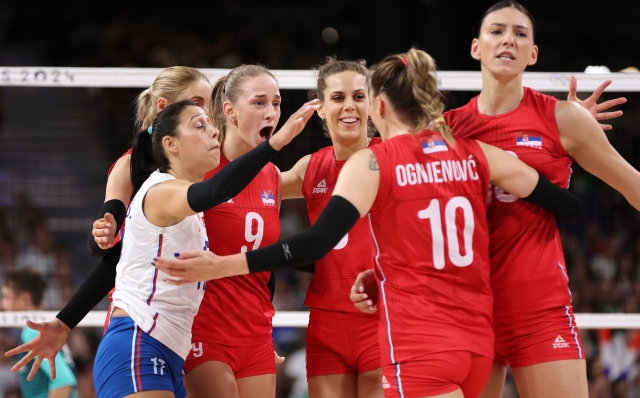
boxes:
[435,116,445,128]
[147,126,153,135]
[402,56,408,66]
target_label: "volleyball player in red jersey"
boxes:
[281,57,383,397]
[154,48,583,398]
[183,65,283,398]
[442,2,640,397]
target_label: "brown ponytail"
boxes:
[370,48,454,146]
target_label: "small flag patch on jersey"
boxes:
[421,137,448,154]
[260,190,276,206]
[516,133,542,148]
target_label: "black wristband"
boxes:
[57,241,121,329]
[246,196,360,273]
[523,174,584,222]
[87,199,127,258]
[187,139,278,213]
[267,272,276,302]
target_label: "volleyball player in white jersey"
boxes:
[91,100,217,398]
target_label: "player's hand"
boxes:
[350,270,378,314]
[92,212,116,249]
[268,99,319,151]
[5,318,71,381]
[567,76,626,130]
[274,350,285,364]
[153,251,248,284]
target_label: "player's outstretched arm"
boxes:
[567,76,626,130]
[556,101,640,211]
[5,319,70,381]
[155,148,379,282]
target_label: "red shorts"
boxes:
[184,339,275,379]
[381,351,493,398]
[493,304,584,368]
[306,308,380,378]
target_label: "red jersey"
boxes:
[302,138,380,313]
[369,131,493,360]
[445,88,573,315]
[191,155,279,346]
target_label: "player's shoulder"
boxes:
[524,86,557,103]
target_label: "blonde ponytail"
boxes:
[370,47,454,146]
[134,66,210,132]
[135,87,156,132]
[211,76,229,146]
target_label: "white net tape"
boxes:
[0,311,640,329]
[1,67,640,91]
[0,311,639,329]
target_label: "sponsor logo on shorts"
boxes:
[553,335,570,349]
[381,375,390,389]
[312,179,328,194]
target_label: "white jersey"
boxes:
[112,170,208,359]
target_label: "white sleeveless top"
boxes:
[112,170,208,359]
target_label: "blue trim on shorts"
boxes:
[94,316,186,398]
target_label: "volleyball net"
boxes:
[1,67,639,330]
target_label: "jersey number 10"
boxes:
[418,196,475,270]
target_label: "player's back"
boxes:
[369,130,493,361]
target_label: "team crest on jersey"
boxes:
[260,189,276,206]
[421,136,448,154]
[516,133,542,148]
[312,179,328,194]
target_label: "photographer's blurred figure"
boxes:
[1,269,77,398]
